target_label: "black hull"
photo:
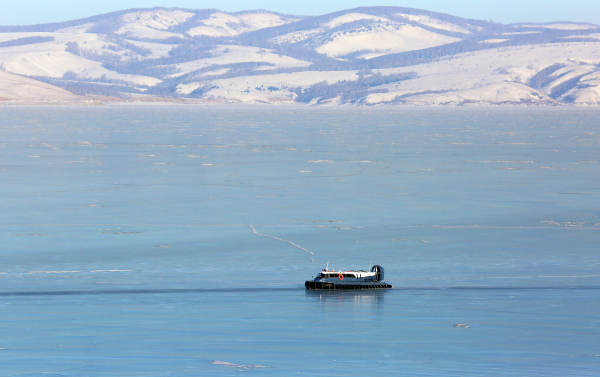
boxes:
[305,281,393,290]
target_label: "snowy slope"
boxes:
[562,71,600,104]
[362,42,600,105]
[187,12,296,37]
[0,71,85,102]
[116,10,193,39]
[176,70,358,102]
[121,10,194,30]
[2,50,159,86]
[393,82,552,105]
[314,23,461,58]
[0,32,161,85]
[114,9,298,39]
[543,65,597,93]
[269,13,392,45]
[173,41,600,105]
[396,13,471,34]
[270,29,321,44]
[168,45,311,78]
[269,13,462,59]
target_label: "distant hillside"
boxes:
[1,6,599,105]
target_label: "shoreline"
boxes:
[2,98,600,108]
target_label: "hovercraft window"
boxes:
[324,274,356,278]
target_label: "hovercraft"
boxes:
[305,263,392,290]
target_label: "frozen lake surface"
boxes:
[0,106,599,375]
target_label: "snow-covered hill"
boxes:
[0,71,87,103]
[313,22,461,58]
[187,12,297,37]
[116,10,194,39]
[0,6,598,105]
[269,12,463,59]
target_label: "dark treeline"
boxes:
[528,63,565,89]
[177,61,275,83]
[235,38,341,68]
[101,45,214,78]
[99,34,326,82]
[293,71,417,103]
[122,43,153,57]
[97,41,225,79]
[87,19,125,34]
[65,42,122,64]
[31,76,142,98]
[146,62,279,97]
[103,61,180,79]
[59,71,147,87]
[62,39,158,75]
[123,36,188,45]
[168,10,218,34]
[391,89,452,102]
[167,43,215,59]
[187,84,217,98]
[550,74,587,99]
[0,36,55,48]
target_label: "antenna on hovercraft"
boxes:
[326,260,329,271]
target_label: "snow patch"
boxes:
[479,39,511,44]
[237,12,298,30]
[315,23,461,57]
[121,10,194,30]
[396,13,472,34]
[116,10,193,40]
[356,52,388,59]
[270,29,321,44]
[187,12,296,37]
[502,31,541,35]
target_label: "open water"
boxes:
[0,106,599,376]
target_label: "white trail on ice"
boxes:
[249,225,314,258]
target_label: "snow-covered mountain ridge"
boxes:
[0,6,599,105]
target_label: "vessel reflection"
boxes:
[305,289,387,311]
